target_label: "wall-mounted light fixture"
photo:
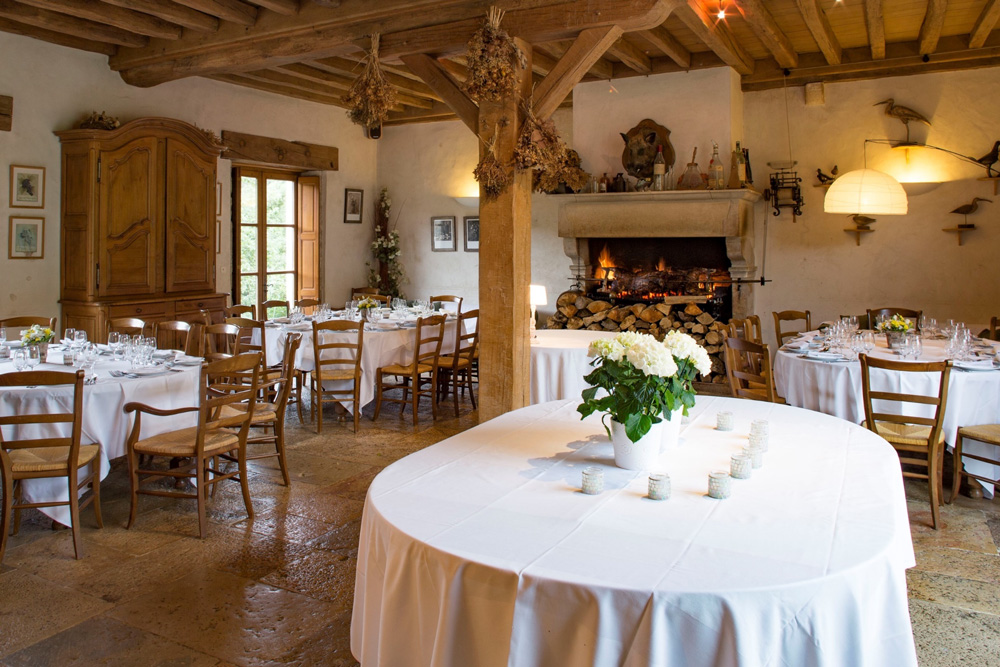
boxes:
[454,196,479,208]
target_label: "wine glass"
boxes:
[12,348,27,371]
[848,315,859,331]
[863,331,875,355]
[74,330,87,348]
[64,327,77,346]
[369,309,383,326]
[107,331,120,355]
[26,345,41,369]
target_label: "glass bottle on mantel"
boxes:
[729,141,747,188]
[652,145,666,191]
[598,172,609,193]
[708,142,725,189]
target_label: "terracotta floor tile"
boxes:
[913,546,1000,585]
[261,549,358,614]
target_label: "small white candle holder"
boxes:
[581,466,604,495]
[708,471,731,499]
[730,453,752,479]
[648,472,671,500]
[750,419,769,438]
[743,445,764,469]
[716,411,734,431]
[748,430,769,452]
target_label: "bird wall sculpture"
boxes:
[976,141,999,177]
[850,214,877,229]
[950,197,992,226]
[874,98,931,144]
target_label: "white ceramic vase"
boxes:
[610,419,665,470]
[659,408,683,452]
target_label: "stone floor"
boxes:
[1,399,998,666]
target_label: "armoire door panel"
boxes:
[99,137,159,297]
[165,137,215,293]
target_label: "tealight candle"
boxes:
[581,466,604,495]
[716,411,734,431]
[708,471,731,499]
[744,445,764,469]
[748,430,769,452]
[750,419,769,438]
[730,453,752,479]
[648,472,671,500]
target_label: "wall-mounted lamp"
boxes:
[529,284,548,335]
[454,196,479,208]
[824,168,908,218]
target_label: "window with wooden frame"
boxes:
[233,167,319,319]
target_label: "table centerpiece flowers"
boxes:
[876,314,913,349]
[357,297,380,321]
[578,330,711,470]
[21,324,55,362]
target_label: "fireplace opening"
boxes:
[585,237,732,321]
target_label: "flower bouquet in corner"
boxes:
[578,331,711,462]
[875,313,913,333]
[21,324,55,346]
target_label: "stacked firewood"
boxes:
[547,290,728,383]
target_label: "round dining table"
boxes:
[351,396,916,667]
[529,329,616,404]
[0,345,201,525]
[773,331,1000,495]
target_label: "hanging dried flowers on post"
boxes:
[464,7,527,102]
[534,149,590,194]
[514,106,564,171]
[474,126,511,201]
[344,33,397,130]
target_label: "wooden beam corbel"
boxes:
[863,0,886,59]
[638,26,691,68]
[794,0,841,65]
[400,53,478,132]
[533,24,622,119]
[678,0,754,74]
[735,0,798,68]
[918,0,948,54]
[221,130,338,170]
[970,0,1000,49]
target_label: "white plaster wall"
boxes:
[0,32,378,324]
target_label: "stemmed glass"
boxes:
[12,348,27,371]
[863,331,875,356]
[74,330,87,348]
[0,325,6,345]
[107,331,121,357]
[64,328,76,347]
[26,345,41,370]
[369,309,383,326]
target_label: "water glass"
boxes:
[648,472,671,500]
[863,331,875,355]
[581,467,604,495]
[369,309,383,325]
[730,454,752,479]
[107,331,120,355]
[0,325,6,344]
[26,345,41,369]
[12,348,27,371]
[716,411,734,431]
[74,330,87,347]
[708,471,731,499]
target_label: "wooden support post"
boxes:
[478,39,532,421]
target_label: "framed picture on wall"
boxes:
[10,165,45,209]
[8,216,44,259]
[431,216,456,252]
[344,188,364,223]
[464,216,479,252]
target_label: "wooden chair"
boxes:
[260,300,290,319]
[772,310,812,348]
[311,320,364,433]
[374,315,446,424]
[123,353,261,538]
[351,287,381,300]
[429,294,463,316]
[225,304,256,320]
[0,316,57,333]
[744,314,762,344]
[0,369,101,559]
[108,317,146,337]
[226,317,282,389]
[154,320,192,352]
[203,323,240,359]
[724,319,747,341]
[295,298,320,314]
[436,309,479,416]
[867,308,922,328]
[949,425,1000,503]
[723,337,782,403]
[0,448,10,563]
[859,354,951,530]
[987,316,999,341]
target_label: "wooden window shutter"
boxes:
[297,175,320,302]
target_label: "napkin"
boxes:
[783,340,809,350]
[954,359,995,371]
[805,350,844,361]
[273,317,291,324]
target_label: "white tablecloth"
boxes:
[0,349,200,525]
[530,329,617,404]
[352,397,917,667]
[774,332,1000,495]
[262,319,461,409]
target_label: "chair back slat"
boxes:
[723,337,779,403]
[204,323,240,357]
[0,370,84,464]
[859,354,951,440]
[270,334,303,419]
[225,304,257,320]
[451,309,479,366]
[415,315,446,366]
[108,317,146,338]
[199,353,260,450]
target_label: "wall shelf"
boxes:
[978,176,1000,196]
[844,228,874,246]
[942,225,976,246]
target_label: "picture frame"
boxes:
[431,216,457,252]
[344,188,363,223]
[10,165,45,209]
[8,215,44,259]
[464,216,480,252]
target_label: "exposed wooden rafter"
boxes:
[18,0,183,40]
[0,16,116,54]
[172,0,258,26]
[399,53,477,131]
[311,56,442,101]
[211,72,351,107]
[533,25,622,118]
[794,0,841,65]
[221,129,338,170]
[0,0,148,47]
[537,41,614,79]
[918,0,948,55]
[735,0,797,68]
[638,26,690,68]
[248,0,300,15]
[100,0,220,33]
[970,0,1000,49]
[864,0,886,60]
[275,62,433,108]
[678,0,753,75]
[607,35,651,73]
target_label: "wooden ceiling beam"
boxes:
[17,0,182,40]
[211,72,350,107]
[399,53,477,132]
[638,26,690,68]
[311,56,442,101]
[735,0,798,68]
[172,0,257,26]
[530,47,558,75]
[970,0,1000,49]
[677,1,753,75]
[221,129,338,170]
[918,0,947,55]
[538,41,614,79]
[0,16,116,55]
[794,0,841,65]
[607,35,651,73]
[0,0,148,47]
[248,0,299,15]
[436,57,468,82]
[101,0,219,33]
[276,62,433,108]
[385,104,459,126]
[534,24,621,118]
[863,0,886,60]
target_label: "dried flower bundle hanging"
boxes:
[344,33,397,129]
[514,107,564,171]
[474,128,511,201]
[464,7,526,102]
[535,149,590,194]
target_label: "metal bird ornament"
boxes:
[950,197,991,226]
[816,166,837,184]
[976,141,999,177]
[874,98,931,144]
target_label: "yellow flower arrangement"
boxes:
[876,314,913,333]
[21,324,55,345]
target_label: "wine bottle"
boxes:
[743,147,753,185]
[652,145,666,191]
[708,142,724,189]
[598,172,609,193]
[735,141,747,187]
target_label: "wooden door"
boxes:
[97,136,160,297]
[164,137,216,293]
[297,175,320,302]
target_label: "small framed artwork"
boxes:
[344,188,363,223]
[464,216,479,252]
[10,165,45,209]
[431,216,457,252]
[9,216,44,259]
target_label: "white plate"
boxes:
[805,351,844,361]
[131,366,168,376]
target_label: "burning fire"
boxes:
[594,244,614,280]
[656,257,667,272]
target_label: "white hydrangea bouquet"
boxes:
[578,330,712,444]
[21,324,55,346]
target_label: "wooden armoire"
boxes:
[56,117,227,342]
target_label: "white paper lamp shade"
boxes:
[529,284,548,307]
[824,169,908,215]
